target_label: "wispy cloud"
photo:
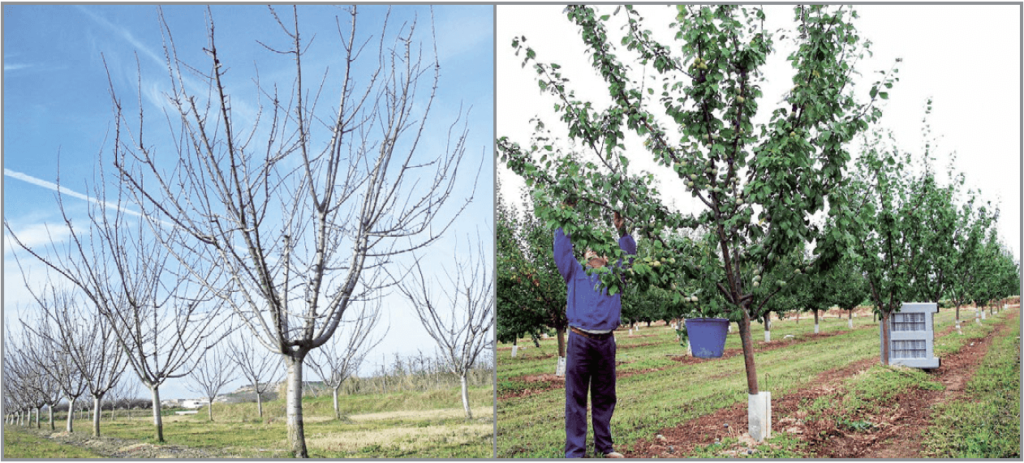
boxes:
[4,223,73,253]
[76,5,165,69]
[4,63,32,72]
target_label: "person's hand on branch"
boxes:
[613,210,626,236]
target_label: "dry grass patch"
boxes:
[347,406,493,422]
[307,422,492,453]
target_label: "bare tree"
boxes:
[308,300,388,420]
[105,376,138,421]
[109,6,476,457]
[2,335,32,427]
[15,310,89,433]
[4,330,59,430]
[19,282,130,437]
[187,344,237,421]
[227,335,281,419]
[4,153,225,442]
[398,237,493,419]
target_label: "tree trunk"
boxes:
[460,374,472,419]
[48,404,55,430]
[737,309,759,395]
[813,309,819,334]
[880,312,891,366]
[848,308,854,329]
[35,407,40,428]
[92,396,102,437]
[333,385,341,421]
[208,396,214,421]
[764,317,771,343]
[256,388,264,418]
[150,385,164,442]
[66,397,75,432]
[285,355,309,458]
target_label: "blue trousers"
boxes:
[564,329,617,457]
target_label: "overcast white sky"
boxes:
[498,4,1021,262]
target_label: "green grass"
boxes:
[496,306,1015,458]
[2,426,105,458]
[922,315,1021,458]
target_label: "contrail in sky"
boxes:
[4,168,147,220]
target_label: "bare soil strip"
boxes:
[625,310,1017,458]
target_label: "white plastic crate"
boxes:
[881,302,940,369]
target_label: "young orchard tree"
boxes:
[398,237,494,420]
[822,255,870,329]
[227,335,282,419]
[307,299,387,421]
[499,5,895,440]
[16,310,89,433]
[4,154,225,442]
[902,146,963,305]
[972,233,1020,312]
[187,344,236,422]
[946,195,996,325]
[25,284,129,437]
[757,247,812,339]
[844,131,923,365]
[3,334,43,429]
[105,376,139,421]
[496,185,568,369]
[109,7,477,457]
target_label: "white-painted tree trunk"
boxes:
[35,407,40,429]
[460,375,472,419]
[48,405,55,430]
[208,396,214,421]
[150,386,164,442]
[511,345,518,358]
[285,355,308,458]
[256,388,264,418]
[764,318,771,342]
[555,356,567,376]
[332,385,342,420]
[814,323,819,334]
[66,398,77,432]
[92,396,102,437]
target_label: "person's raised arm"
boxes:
[554,200,580,282]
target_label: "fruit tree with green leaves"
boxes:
[499,5,896,409]
[497,184,570,362]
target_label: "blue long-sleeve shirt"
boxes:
[554,227,637,332]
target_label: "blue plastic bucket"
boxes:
[684,318,729,358]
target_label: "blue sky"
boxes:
[4,4,494,400]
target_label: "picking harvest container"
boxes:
[685,318,730,358]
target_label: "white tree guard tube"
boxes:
[748,391,772,441]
